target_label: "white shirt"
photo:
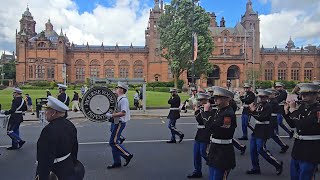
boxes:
[117,94,130,123]
[134,93,139,100]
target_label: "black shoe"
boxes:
[240,145,246,155]
[239,136,248,140]
[276,162,283,175]
[187,172,202,178]
[179,134,184,143]
[279,145,289,154]
[31,113,35,115]
[166,140,176,143]
[124,154,133,166]
[107,164,121,169]
[18,140,26,149]
[246,169,261,175]
[289,131,294,139]
[6,146,18,150]
[119,138,126,144]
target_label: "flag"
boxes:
[193,32,198,61]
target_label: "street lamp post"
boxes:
[191,0,199,88]
[0,65,3,86]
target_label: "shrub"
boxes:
[154,87,170,92]
[50,81,57,89]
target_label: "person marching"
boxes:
[283,83,320,180]
[189,87,198,111]
[0,88,27,150]
[167,88,184,143]
[35,96,84,180]
[265,88,289,153]
[239,83,255,140]
[57,84,70,118]
[275,82,294,137]
[71,91,80,112]
[105,82,133,169]
[202,87,237,180]
[246,90,283,175]
[187,92,211,178]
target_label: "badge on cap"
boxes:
[222,116,231,128]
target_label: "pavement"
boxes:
[0,116,314,180]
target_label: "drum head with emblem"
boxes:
[81,86,117,122]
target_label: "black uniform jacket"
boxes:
[58,93,70,106]
[283,102,320,164]
[250,101,272,140]
[240,91,255,114]
[167,94,181,120]
[202,105,237,170]
[269,98,281,129]
[229,99,238,113]
[36,117,78,180]
[194,107,210,143]
[5,96,27,125]
[276,90,287,103]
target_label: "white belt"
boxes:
[294,133,320,141]
[212,107,218,110]
[54,153,71,163]
[279,103,285,106]
[197,125,205,129]
[255,120,270,125]
[210,137,232,144]
[243,105,249,107]
[169,108,180,110]
[15,111,22,113]
[271,113,278,116]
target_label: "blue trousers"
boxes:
[209,165,230,180]
[276,114,292,135]
[290,158,317,180]
[250,135,281,170]
[7,122,22,148]
[241,114,251,137]
[168,119,182,141]
[109,122,131,165]
[193,141,207,173]
[232,138,246,151]
[269,127,287,149]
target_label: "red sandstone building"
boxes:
[15,0,320,88]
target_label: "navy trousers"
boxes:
[7,122,23,148]
[193,141,207,174]
[290,158,317,180]
[241,114,251,138]
[232,138,246,151]
[276,114,292,135]
[168,119,183,141]
[209,165,230,180]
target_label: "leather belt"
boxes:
[54,153,71,163]
[294,133,320,141]
[169,108,180,110]
[197,125,205,129]
[271,113,277,116]
[255,120,270,125]
[210,137,232,144]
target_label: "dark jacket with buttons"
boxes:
[250,101,272,140]
[283,102,320,163]
[194,107,211,143]
[240,91,255,114]
[167,94,181,120]
[269,98,281,129]
[202,105,237,170]
[276,90,287,103]
[5,96,27,126]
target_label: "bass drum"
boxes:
[80,86,117,122]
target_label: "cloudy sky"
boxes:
[0,0,319,54]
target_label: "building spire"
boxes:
[153,0,160,12]
[246,0,256,15]
[60,28,64,36]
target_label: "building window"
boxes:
[29,65,33,78]
[304,69,312,81]
[119,60,129,78]
[240,49,243,55]
[168,65,173,79]
[220,49,224,55]
[291,69,299,81]
[265,69,273,80]
[155,76,159,81]
[105,68,114,78]
[225,49,230,55]
[90,67,99,78]
[278,62,287,80]
[35,65,45,79]
[133,60,143,78]
[47,66,55,79]
[76,67,85,80]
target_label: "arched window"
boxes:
[264,61,274,80]
[35,65,45,79]
[119,60,129,78]
[104,60,114,78]
[90,59,100,78]
[29,65,33,79]
[278,62,287,80]
[304,62,313,80]
[75,59,85,81]
[134,60,143,78]
[291,62,300,81]
[47,66,55,79]
[154,74,160,82]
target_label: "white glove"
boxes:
[0,110,5,114]
[105,113,113,119]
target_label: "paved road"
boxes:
[0,117,318,180]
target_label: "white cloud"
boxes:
[260,0,320,47]
[0,0,151,52]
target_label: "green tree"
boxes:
[158,0,214,88]
[2,61,16,79]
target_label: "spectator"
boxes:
[80,86,85,96]
[133,90,140,110]
[46,89,52,97]
[71,91,80,112]
[25,94,35,115]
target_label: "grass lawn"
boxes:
[0,89,190,110]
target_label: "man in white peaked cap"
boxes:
[57,84,70,118]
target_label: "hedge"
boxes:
[255,80,300,90]
[147,80,184,89]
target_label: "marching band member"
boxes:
[106,82,133,169]
[35,96,84,180]
[202,87,237,180]
[275,82,294,137]
[187,92,211,178]
[1,88,27,150]
[246,90,283,175]
[265,88,289,153]
[57,84,70,118]
[239,83,255,140]
[283,83,320,180]
[166,88,184,143]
